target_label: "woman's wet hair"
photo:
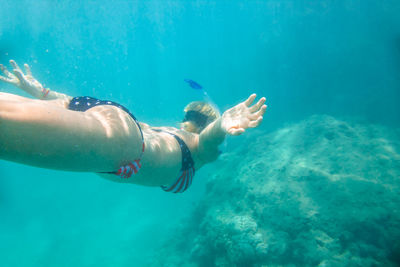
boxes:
[181,101,220,133]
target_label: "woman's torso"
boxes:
[84,105,203,187]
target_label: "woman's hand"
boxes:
[0,60,49,99]
[221,94,267,135]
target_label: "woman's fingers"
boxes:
[13,69,26,85]
[10,60,23,72]
[0,75,11,83]
[248,117,263,128]
[10,60,23,73]
[0,64,15,84]
[24,64,32,76]
[0,60,33,87]
[0,64,11,77]
[249,104,267,120]
[244,93,257,107]
[223,94,267,134]
[249,97,266,112]
[228,127,245,136]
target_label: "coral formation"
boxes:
[153,115,400,267]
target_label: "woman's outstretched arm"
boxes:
[197,94,267,163]
[0,60,71,102]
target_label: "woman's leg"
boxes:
[0,91,70,108]
[0,92,141,172]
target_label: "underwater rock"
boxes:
[152,115,400,267]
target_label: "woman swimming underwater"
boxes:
[0,60,267,193]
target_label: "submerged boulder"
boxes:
[153,115,400,267]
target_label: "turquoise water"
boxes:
[1,1,400,266]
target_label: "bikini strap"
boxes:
[152,129,195,193]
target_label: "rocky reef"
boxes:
[153,115,400,267]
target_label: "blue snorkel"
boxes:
[184,79,221,116]
[184,79,226,153]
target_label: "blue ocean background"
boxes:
[1,1,400,266]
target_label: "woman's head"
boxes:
[181,101,220,133]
